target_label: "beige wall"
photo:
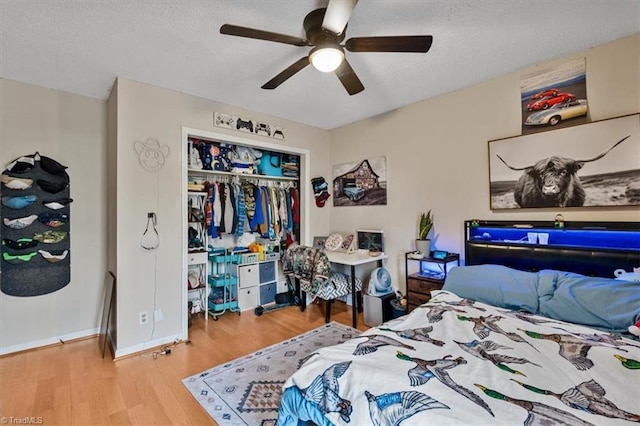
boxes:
[328,34,640,289]
[0,79,107,354]
[1,33,637,356]
[112,78,330,355]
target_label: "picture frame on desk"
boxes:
[313,236,328,250]
[356,229,384,253]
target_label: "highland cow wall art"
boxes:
[489,113,639,209]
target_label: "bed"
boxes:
[277,224,640,426]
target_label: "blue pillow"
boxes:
[537,270,640,333]
[443,264,539,313]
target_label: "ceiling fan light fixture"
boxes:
[309,45,344,72]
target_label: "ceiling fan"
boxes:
[220,0,433,95]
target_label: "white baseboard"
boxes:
[114,333,185,359]
[0,327,100,356]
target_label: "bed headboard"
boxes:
[464,220,640,278]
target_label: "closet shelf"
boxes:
[188,168,298,182]
[188,248,207,253]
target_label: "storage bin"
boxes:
[238,287,258,310]
[210,254,240,264]
[238,265,259,288]
[239,253,259,264]
[259,261,276,283]
[265,252,280,261]
[260,283,276,305]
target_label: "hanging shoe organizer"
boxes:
[1,152,71,296]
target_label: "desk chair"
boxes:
[282,245,362,323]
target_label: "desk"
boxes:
[325,250,388,328]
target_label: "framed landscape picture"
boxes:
[332,156,387,206]
[489,113,640,209]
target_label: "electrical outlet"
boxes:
[154,308,164,322]
[139,311,149,325]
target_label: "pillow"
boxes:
[537,270,640,333]
[443,264,539,313]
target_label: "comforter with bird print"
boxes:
[278,290,640,425]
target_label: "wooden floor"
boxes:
[0,301,369,425]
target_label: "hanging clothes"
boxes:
[224,183,235,235]
[235,182,246,238]
[242,181,257,227]
[198,176,299,241]
[212,182,222,230]
[258,186,269,237]
[250,183,264,232]
[204,181,218,238]
[278,187,288,237]
[218,182,227,233]
[268,186,279,238]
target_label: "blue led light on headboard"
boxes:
[465,220,640,278]
[469,226,640,251]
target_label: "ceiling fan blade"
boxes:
[334,59,364,95]
[220,24,310,47]
[322,0,358,35]
[262,56,311,90]
[345,35,433,52]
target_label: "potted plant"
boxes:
[416,210,433,255]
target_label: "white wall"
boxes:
[0,79,107,354]
[328,34,640,290]
[111,78,331,356]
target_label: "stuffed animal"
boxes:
[228,146,262,174]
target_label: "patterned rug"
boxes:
[182,321,360,426]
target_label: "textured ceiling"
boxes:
[1,1,638,129]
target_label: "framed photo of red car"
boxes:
[520,58,589,136]
[489,113,640,210]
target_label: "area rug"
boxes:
[182,321,360,426]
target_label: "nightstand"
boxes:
[405,252,460,312]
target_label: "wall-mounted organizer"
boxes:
[1,152,71,296]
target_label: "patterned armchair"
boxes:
[282,245,363,322]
